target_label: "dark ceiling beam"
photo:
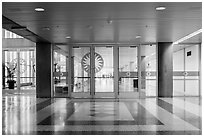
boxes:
[2,15,50,43]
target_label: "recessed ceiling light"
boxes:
[135,35,141,39]
[156,6,166,11]
[35,7,45,12]
[66,36,71,39]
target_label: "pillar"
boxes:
[67,44,73,97]
[36,42,52,98]
[157,42,173,97]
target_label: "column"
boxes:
[157,42,173,97]
[66,56,69,87]
[36,42,52,98]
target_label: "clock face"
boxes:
[81,52,104,73]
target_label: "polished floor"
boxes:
[2,95,202,135]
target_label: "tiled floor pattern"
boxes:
[2,95,202,135]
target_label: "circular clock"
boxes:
[81,52,104,73]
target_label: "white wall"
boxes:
[173,44,200,96]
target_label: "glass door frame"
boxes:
[69,45,116,98]
[93,45,115,98]
[70,45,92,98]
[68,44,144,99]
[117,45,143,99]
[2,48,36,94]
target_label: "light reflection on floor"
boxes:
[2,95,202,135]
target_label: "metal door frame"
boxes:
[92,45,115,98]
[68,44,143,99]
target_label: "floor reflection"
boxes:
[2,96,37,134]
[2,95,202,135]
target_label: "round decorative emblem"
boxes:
[146,72,151,76]
[126,72,131,77]
[81,52,104,73]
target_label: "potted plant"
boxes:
[4,62,17,89]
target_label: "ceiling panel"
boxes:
[2,2,202,45]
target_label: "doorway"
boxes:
[70,45,143,99]
[71,45,115,98]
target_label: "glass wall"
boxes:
[19,49,36,90]
[141,45,157,97]
[2,49,36,92]
[3,50,18,90]
[173,44,200,96]
[2,29,36,94]
[53,51,68,97]
[95,46,114,92]
[73,47,90,93]
[119,46,138,92]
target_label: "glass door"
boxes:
[140,45,157,97]
[118,46,139,98]
[19,49,36,93]
[69,45,146,99]
[94,46,115,98]
[3,49,18,91]
[53,51,68,97]
[71,46,115,98]
[2,48,36,95]
[71,46,91,98]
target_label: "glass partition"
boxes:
[3,50,18,90]
[2,29,36,94]
[3,48,36,93]
[95,47,114,92]
[73,47,90,93]
[141,45,157,97]
[53,51,68,97]
[19,49,36,90]
[119,47,138,92]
